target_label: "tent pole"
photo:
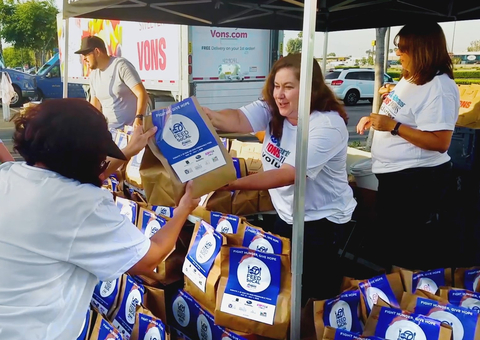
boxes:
[322,31,328,72]
[62,0,69,99]
[291,0,317,338]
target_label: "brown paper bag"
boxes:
[140,144,177,207]
[341,273,403,324]
[142,285,167,324]
[214,246,291,340]
[232,189,259,216]
[457,84,480,128]
[135,209,189,285]
[88,309,123,340]
[454,267,480,291]
[300,298,317,340]
[363,305,452,340]
[204,191,233,214]
[125,148,145,190]
[313,290,364,340]
[392,266,453,294]
[144,97,237,204]
[183,220,226,314]
[401,290,480,339]
[130,305,171,340]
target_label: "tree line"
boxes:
[0,0,58,68]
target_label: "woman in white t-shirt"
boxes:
[203,54,357,305]
[0,138,14,163]
[356,21,460,271]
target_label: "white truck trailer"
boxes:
[57,15,283,110]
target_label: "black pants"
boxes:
[374,161,452,271]
[273,216,346,306]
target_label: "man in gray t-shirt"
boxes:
[75,36,148,129]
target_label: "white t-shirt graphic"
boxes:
[241,100,356,224]
[372,74,460,173]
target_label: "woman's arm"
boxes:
[369,113,452,153]
[0,143,14,162]
[101,125,157,180]
[202,107,254,133]
[221,164,295,191]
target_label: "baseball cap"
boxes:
[74,36,106,55]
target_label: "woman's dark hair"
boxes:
[394,21,453,85]
[13,98,112,187]
[262,53,348,140]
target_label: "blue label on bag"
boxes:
[115,197,137,225]
[116,132,128,150]
[96,318,123,340]
[242,225,282,254]
[151,205,175,218]
[323,290,363,333]
[232,158,242,179]
[138,313,166,340]
[76,309,90,340]
[412,269,445,294]
[211,211,240,234]
[140,210,167,238]
[91,278,120,317]
[171,290,197,339]
[220,247,281,325]
[448,289,480,312]
[152,97,226,183]
[112,276,145,340]
[375,306,442,340]
[330,328,383,340]
[183,221,223,292]
[464,269,480,292]
[414,297,478,340]
[358,274,400,314]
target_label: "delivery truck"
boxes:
[57,15,283,111]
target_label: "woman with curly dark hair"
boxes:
[203,54,357,304]
[0,99,199,339]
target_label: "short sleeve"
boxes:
[68,199,150,282]
[239,100,271,132]
[119,59,142,89]
[416,93,458,131]
[89,73,96,98]
[284,121,345,180]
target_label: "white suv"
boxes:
[325,68,397,106]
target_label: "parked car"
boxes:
[0,57,37,107]
[325,68,397,106]
[34,53,86,100]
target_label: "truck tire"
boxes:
[344,89,359,106]
[10,85,23,107]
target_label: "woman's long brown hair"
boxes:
[394,21,453,85]
[262,53,348,140]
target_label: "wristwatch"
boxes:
[391,122,402,136]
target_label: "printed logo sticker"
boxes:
[125,288,142,324]
[195,232,217,264]
[329,300,353,330]
[197,313,213,340]
[428,311,464,340]
[385,320,427,340]
[173,295,191,328]
[416,278,439,294]
[365,287,390,310]
[211,212,240,234]
[461,297,480,313]
[100,280,116,298]
[163,114,200,150]
[242,226,282,254]
[237,256,271,293]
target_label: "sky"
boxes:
[56,0,480,58]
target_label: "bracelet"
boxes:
[135,115,144,119]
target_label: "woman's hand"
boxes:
[176,181,201,214]
[369,113,397,132]
[122,125,157,159]
[356,116,372,135]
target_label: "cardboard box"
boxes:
[144,96,236,204]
